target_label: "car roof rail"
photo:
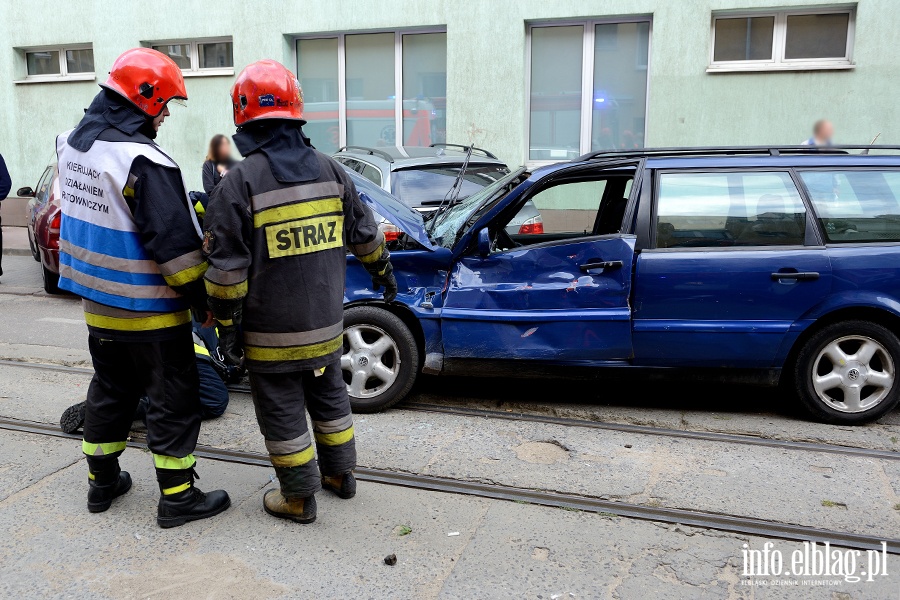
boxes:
[577,145,900,161]
[429,143,498,160]
[336,146,395,163]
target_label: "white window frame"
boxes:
[708,6,856,73]
[293,27,446,150]
[16,43,95,84]
[525,17,653,168]
[145,37,234,77]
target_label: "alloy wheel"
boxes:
[341,324,401,398]
[811,335,895,413]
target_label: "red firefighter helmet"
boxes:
[100,48,187,117]
[231,60,304,126]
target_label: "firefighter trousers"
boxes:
[249,361,356,498]
[82,333,202,470]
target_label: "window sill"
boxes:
[707,62,855,74]
[14,73,96,84]
[182,68,234,78]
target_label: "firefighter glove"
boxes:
[365,248,398,302]
[216,324,244,367]
[371,264,397,303]
[207,297,244,367]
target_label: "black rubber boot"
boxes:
[322,472,356,499]
[156,467,230,529]
[86,456,132,513]
[60,402,86,435]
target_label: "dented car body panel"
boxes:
[442,235,636,361]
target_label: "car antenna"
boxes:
[860,133,881,155]
[427,144,473,235]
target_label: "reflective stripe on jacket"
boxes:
[203,151,383,373]
[56,127,207,339]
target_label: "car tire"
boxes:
[27,231,40,262]
[793,320,900,425]
[42,264,61,295]
[342,305,419,413]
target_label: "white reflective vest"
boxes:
[56,129,200,314]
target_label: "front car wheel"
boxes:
[341,306,419,413]
[794,320,900,424]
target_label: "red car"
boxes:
[18,161,62,294]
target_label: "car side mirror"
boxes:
[476,228,491,258]
[17,187,34,197]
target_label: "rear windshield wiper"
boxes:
[427,146,474,235]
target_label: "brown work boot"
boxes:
[322,472,356,499]
[263,489,317,523]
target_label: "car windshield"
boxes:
[391,165,509,207]
[430,168,526,249]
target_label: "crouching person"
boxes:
[60,317,239,433]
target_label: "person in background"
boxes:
[801,120,839,212]
[202,134,236,194]
[0,152,11,277]
[802,120,834,146]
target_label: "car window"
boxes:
[527,180,608,235]
[337,157,362,172]
[798,170,900,243]
[359,163,382,186]
[391,165,509,206]
[35,166,55,205]
[656,171,806,249]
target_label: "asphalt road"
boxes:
[1,253,899,598]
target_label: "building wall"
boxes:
[0,0,897,195]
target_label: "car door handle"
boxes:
[580,260,623,272]
[770,271,820,281]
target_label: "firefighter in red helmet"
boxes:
[57,47,229,526]
[203,59,396,522]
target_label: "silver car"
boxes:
[333,144,543,237]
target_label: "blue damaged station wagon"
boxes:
[341,146,900,425]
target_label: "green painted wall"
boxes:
[0,0,896,194]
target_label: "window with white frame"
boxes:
[709,6,855,72]
[19,44,94,82]
[295,30,447,154]
[527,19,651,163]
[148,38,233,76]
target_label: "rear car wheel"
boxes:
[794,320,900,424]
[342,306,419,413]
[42,264,61,295]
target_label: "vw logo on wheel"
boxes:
[847,368,861,381]
[357,356,369,367]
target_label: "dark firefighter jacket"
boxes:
[56,91,208,341]
[202,142,384,373]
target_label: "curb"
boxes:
[2,249,33,257]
